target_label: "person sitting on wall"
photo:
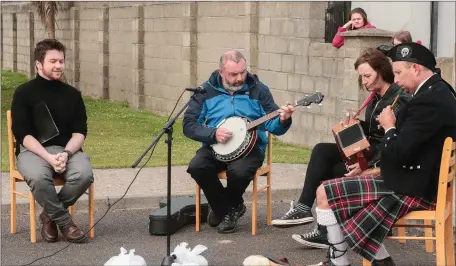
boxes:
[332,7,376,48]
[11,39,93,243]
[272,48,410,250]
[183,50,296,234]
[307,42,456,266]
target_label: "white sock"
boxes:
[316,207,350,266]
[374,244,390,260]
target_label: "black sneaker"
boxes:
[272,201,314,227]
[373,257,396,266]
[217,203,246,234]
[307,243,351,266]
[292,224,330,249]
[207,209,223,227]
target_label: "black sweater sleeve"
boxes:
[11,86,33,145]
[71,92,88,137]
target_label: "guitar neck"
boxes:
[246,109,281,131]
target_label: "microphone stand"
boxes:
[131,91,200,266]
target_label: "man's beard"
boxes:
[42,68,63,80]
[223,80,244,92]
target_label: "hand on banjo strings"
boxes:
[278,102,295,122]
[216,127,232,144]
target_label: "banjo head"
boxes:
[212,116,249,156]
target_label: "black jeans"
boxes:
[187,146,265,218]
[298,143,348,207]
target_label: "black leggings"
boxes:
[298,143,348,207]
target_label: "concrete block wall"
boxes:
[196,2,257,83]
[2,12,16,71]
[16,12,33,76]
[78,8,104,98]
[1,2,454,149]
[142,2,195,115]
[107,6,133,104]
[54,7,73,85]
[256,2,334,146]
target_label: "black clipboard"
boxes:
[33,102,59,144]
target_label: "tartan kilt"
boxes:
[322,173,436,262]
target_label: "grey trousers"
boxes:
[17,145,94,227]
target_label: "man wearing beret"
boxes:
[306,42,456,266]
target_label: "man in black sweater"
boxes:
[11,39,93,243]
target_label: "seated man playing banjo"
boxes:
[183,50,295,234]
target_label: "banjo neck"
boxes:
[246,104,296,131]
[245,92,324,131]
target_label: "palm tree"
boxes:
[33,1,60,38]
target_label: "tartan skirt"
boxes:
[322,173,436,262]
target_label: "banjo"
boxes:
[211,92,324,162]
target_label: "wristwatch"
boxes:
[63,150,74,159]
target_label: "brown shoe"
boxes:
[59,221,88,243]
[39,211,58,242]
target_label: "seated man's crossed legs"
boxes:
[187,146,265,234]
[17,145,94,243]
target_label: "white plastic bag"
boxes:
[170,242,208,266]
[243,255,271,266]
[104,247,147,266]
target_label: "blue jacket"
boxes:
[183,71,292,152]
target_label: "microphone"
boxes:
[185,86,206,94]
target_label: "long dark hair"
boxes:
[354,48,394,90]
[349,7,369,29]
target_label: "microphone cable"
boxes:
[21,89,188,266]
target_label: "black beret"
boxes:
[387,42,437,71]
[376,44,393,56]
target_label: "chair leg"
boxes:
[88,184,95,238]
[69,205,75,217]
[362,258,372,266]
[435,220,446,266]
[424,220,434,253]
[10,179,17,234]
[445,216,455,266]
[29,194,36,243]
[252,176,257,236]
[396,219,406,243]
[266,173,272,225]
[196,184,201,232]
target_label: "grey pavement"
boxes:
[1,202,438,266]
[0,163,444,265]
